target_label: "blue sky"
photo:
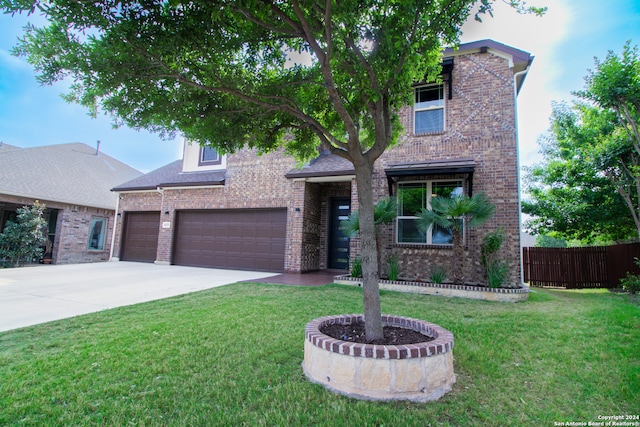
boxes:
[1,0,640,173]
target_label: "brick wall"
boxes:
[300,182,322,271]
[359,51,523,285]
[0,193,114,264]
[116,148,298,266]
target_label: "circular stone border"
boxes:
[302,314,455,402]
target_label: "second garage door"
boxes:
[173,209,287,272]
[120,211,160,263]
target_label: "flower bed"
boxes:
[334,275,529,302]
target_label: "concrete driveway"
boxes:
[0,262,277,332]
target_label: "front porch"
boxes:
[251,269,346,286]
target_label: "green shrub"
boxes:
[620,258,640,294]
[350,257,362,278]
[387,255,399,281]
[485,260,509,288]
[535,234,567,247]
[0,201,47,267]
[481,229,509,287]
[430,265,447,284]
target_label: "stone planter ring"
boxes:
[303,314,456,402]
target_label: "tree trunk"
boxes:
[615,184,640,240]
[354,160,384,342]
[452,229,464,285]
[376,232,383,277]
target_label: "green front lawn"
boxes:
[1,283,638,426]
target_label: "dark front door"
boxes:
[328,198,350,270]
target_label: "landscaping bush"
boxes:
[0,202,47,267]
[350,257,362,278]
[387,255,399,281]
[430,265,447,284]
[620,258,640,294]
[485,260,509,289]
[481,229,509,288]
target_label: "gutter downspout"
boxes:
[157,186,165,206]
[513,67,529,287]
[155,186,165,265]
[109,193,121,261]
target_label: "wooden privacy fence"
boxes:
[522,243,640,289]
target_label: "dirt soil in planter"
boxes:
[321,322,434,345]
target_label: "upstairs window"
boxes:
[414,84,444,134]
[199,146,222,166]
[396,180,463,245]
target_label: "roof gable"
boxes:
[445,39,533,93]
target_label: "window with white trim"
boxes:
[88,217,107,251]
[396,180,463,244]
[414,84,444,134]
[199,146,222,166]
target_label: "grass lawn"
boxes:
[1,283,638,426]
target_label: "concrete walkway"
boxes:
[0,262,277,332]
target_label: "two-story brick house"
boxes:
[111,39,532,286]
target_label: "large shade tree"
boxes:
[522,103,637,243]
[523,43,640,243]
[2,0,543,340]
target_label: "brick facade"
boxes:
[0,193,114,264]
[114,42,528,286]
[114,148,298,266]
[362,51,523,285]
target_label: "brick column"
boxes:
[285,180,306,272]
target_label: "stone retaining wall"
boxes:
[303,314,455,402]
[334,275,529,302]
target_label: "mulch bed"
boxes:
[321,321,434,345]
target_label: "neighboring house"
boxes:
[0,142,142,264]
[520,231,537,248]
[111,39,532,286]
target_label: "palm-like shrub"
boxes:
[341,198,396,277]
[416,193,495,285]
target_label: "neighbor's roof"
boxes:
[0,143,142,210]
[0,141,21,152]
[112,159,226,191]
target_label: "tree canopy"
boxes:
[3,0,544,339]
[523,42,640,244]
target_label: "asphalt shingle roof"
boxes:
[0,143,142,210]
[112,159,226,191]
[285,150,354,179]
[0,142,20,152]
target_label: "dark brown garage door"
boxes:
[120,211,160,263]
[173,209,287,272]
